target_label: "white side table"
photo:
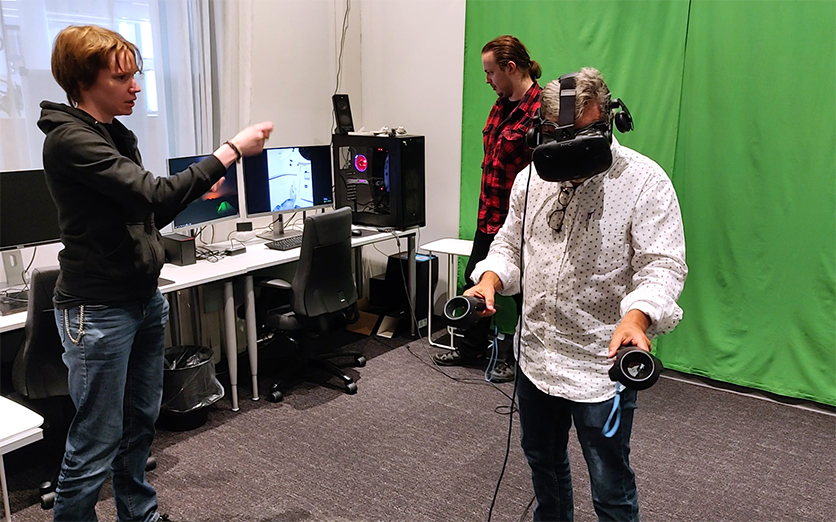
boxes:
[420,238,474,350]
[0,397,44,522]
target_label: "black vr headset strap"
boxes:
[557,73,577,129]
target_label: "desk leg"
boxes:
[354,246,363,298]
[1,455,10,522]
[244,276,259,401]
[408,235,417,337]
[223,281,239,412]
[167,293,181,347]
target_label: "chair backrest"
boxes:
[12,267,68,399]
[291,207,358,318]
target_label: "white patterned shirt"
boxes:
[472,138,687,402]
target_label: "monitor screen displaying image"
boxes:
[168,156,240,230]
[242,145,333,218]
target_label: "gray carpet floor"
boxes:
[4,331,835,522]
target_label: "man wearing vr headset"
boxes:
[432,35,542,383]
[466,67,687,521]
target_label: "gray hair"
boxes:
[541,67,610,123]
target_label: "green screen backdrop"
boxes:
[460,0,835,405]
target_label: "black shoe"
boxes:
[432,349,482,367]
[488,361,516,383]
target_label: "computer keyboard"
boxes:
[264,235,303,251]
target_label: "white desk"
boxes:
[420,238,473,350]
[1,227,420,411]
[0,396,44,522]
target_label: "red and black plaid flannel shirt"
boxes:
[478,82,542,234]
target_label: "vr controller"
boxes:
[443,295,486,330]
[609,346,663,390]
[442,294,662,390]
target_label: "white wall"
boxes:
[245,0,466,311]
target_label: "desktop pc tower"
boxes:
[332,133,426,230]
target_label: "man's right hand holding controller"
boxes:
[463,271,503,318]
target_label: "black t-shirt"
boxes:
[499,97,520,121]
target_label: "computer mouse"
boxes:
[351,229,362,236]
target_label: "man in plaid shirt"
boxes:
[433,35,542,382]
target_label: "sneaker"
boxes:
[432,349,482,367]
[489,361,516,383]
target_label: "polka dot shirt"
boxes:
[472,138,688,402]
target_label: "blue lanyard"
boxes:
[484,325,500,382]
[602,382,626,438]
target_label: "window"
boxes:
[0,0,168,171]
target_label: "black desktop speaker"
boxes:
[332,94,355,134]
[162,233,196,266]
[332,133,425,230]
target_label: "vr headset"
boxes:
[526,72,634,182]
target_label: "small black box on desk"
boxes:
[162,233,196,266]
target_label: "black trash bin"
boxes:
[159,346,224,431]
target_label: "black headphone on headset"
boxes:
[525,72,634,182]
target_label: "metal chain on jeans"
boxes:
[63,305,85,345]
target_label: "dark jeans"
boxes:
[460,230,521,362]
[516,371,639,522]
[53,291,169,522]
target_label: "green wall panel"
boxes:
[460,0,690,330]
[655,0,836,405]
[461,0,836,404]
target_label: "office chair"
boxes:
[10,267,155,509]
[10,268,72,508]
[260,206,366,402]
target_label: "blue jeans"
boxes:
[53,290,169,522]
[516,370,639,522]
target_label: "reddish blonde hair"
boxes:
[51,25,142,106]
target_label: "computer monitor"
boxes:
[0,168,62,287]
[242,145,333,237]
[0,169,61,251]
[168,155,240,231]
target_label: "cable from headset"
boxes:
[486,161,534,522]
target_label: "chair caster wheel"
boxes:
[356,356,367,367]
[269,390,284,402]
[38,481,53,496]
[345,382,358,395]
[146,455,157,472]
[41,491,56,510]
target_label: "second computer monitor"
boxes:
[242,145,333,218]
[168,155,240,231]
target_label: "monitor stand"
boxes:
[257,213,302,241]
[0,251,29,316]
[1,249,26,287]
